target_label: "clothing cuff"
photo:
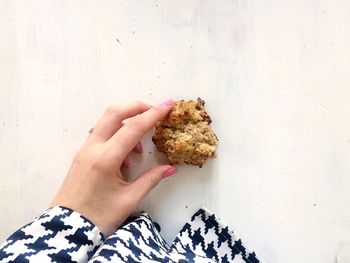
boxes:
[0,206,104,262]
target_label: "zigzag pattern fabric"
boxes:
[0,207,261,262]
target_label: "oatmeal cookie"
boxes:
[152,98,218,167]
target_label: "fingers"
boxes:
[106,100,173,161]
[92,101,151,141]
[122,156,131,168]
[126,165,177,202]
[120,141,143,169]
[121,142,142,168]
[133,142,143,153]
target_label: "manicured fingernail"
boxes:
[161,99,174,107]
[162,167,177,178]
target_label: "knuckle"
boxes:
[88,150,109,172]
[134,100,146,108]
[73,147,88,165]
[105,105,119,115]
[90,157,106,172]
[151,105,165,117]
[126,117,145,129]
[72,145,110,173]
[148,172,162,187]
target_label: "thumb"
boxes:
[127,165,177,203]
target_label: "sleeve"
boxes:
[0,206,105,263]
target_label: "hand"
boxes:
[51,100,177,237]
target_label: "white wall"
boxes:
[1,1,350,262]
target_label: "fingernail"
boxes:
[161,99,174,107]
[162,167,177,178]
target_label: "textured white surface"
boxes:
[1,1,350,262]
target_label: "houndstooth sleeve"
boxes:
[0,206,104,263]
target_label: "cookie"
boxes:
[152,98,218,167]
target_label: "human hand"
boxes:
[51,100,176,237]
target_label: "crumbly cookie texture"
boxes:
[152,98,218,167]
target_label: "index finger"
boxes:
[92,101,151,141]
[106,99,173,161]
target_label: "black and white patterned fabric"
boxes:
[0,206,261,262]
[0,206,103,262]
[170,207,260,263]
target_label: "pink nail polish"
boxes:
[161,99,174,107]
[162,167,177,178]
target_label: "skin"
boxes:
[51,100,177,238]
